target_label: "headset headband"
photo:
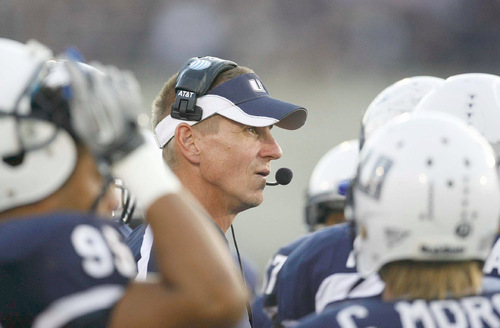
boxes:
[171,56,237,121]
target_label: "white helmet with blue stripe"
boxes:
[305,139,359,231]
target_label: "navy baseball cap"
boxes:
[154,73,307,148]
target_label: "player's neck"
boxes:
[0,154,102,222]
[382,287,408,302]
[0,195,64,221]
[382,285,479,302]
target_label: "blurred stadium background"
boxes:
[3,0,500,282]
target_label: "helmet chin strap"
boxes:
[89,171,114,215]
[89,162,137,224]
[114,179,136,225]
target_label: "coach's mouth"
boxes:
[257,169,270,177]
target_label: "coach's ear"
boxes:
[175,123,201,164]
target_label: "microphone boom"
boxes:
[266,168,293,186]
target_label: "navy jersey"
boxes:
[0,212,137,328]
[252,295,273,328]
[126,222,254,328]
[116,223,133,239]
[273,223,384,326]
[296,292,500,328]
[484,234,500,276]
[482,233,500,293]
[255,234,311,327]
[126,223,157,279]
[126,222,232,279]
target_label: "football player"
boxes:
[253,139,359,328]
[296,111,500,327]
[413,73,500,291]
[260,76,444,327]
[0,38,247,327]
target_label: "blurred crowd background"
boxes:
[3,0,500,281]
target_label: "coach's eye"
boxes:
[247,127,257,134]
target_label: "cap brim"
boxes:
[209,72,307,130]
[216,95,306,130]
[237,96,307,130]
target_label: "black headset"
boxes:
[171,56,237,121]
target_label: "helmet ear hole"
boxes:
[3,153,25,167]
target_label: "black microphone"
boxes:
[266,168,293,186]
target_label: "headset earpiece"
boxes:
[171,56,237,121]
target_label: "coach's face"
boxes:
[198,117,282,214]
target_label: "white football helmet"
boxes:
[0,39,145,213]
[360,76,444,148]
[305,139,359,231]
[354,111,500,277]
[0,39,80,213]
[415,73,500,157]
